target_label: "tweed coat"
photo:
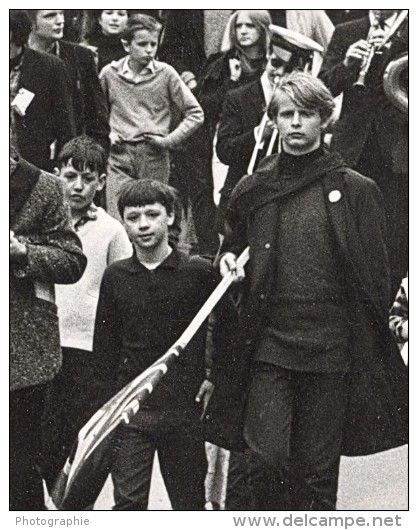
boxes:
[10,156,87,391]
[206,151,408,456]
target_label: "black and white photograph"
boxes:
[8,3,410,525]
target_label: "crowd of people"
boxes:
[10,9,408,512]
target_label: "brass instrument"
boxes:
[354,10,408,88]
[383,53,408,113]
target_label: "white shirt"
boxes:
[121,56,156,83]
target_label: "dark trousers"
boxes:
[111,419,208,510]
[240,363,348,511]
[170,146,219,257]
[10,383,48,510]
[41,348,102,491]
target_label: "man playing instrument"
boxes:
[319,10,408,298]
[213,72,407,510]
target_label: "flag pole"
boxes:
[54,246,250,507]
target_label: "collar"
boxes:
[121,246,181,273]
[279,146,324,172]
[228,148,346,218]
[369,11,398,30]
[73,203,98,231]
[10,48,25,72]
[260,71,274,105]
[121,56,155,80]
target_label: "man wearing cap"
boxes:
[216,25,323,231]
[207,72,407,510]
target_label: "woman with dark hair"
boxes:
[83,9,129,72]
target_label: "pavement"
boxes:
[93,444,408,510]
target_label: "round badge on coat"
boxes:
[328,190,342,203]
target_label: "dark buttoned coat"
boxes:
[206,152,408,457]
[13,48,76,172]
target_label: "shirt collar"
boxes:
[122,246,181,273]
[73,203,98,231]
[369,11,398,30]
[121,56,156,80]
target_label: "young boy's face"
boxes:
[123,29,158,68]
[274,92,324,156]
[56,160,105,215]
[123,203,174,253]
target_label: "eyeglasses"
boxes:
[269,56,306,73]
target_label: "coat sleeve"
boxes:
[318,24,360,97]
[218,197,249,262]
[216,92,257,166]
[12,174,86,285]
[50,56,77,156]
[353,178,392,314]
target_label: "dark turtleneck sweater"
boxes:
[254,146,351,374]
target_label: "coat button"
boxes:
[329,190,342,203]
[264,243,271,249]
[245,339,252,346]
[260,293,266,300]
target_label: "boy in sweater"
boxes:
[41,136,132,491]
[99,14,204,220]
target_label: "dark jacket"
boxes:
[84,32,127,73]
[206,151,408,456]
[196,48,265,135]
[58,40,110,152]
[10,156,87,391]
[158,10,206,80]
[319,16,408,171]
[13,47,76,172]
[217,79,267,210]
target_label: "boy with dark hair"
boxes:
[99,14,204,220]
[41,136,132,491]
[93,179,216,510]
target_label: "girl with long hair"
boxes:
[196,10,272,128]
